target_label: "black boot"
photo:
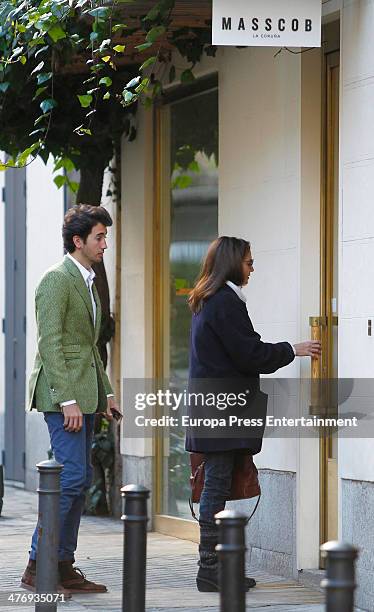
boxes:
[197,522,256,592]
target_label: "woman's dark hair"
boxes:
[188,236,251,313]
[63,204,113,253]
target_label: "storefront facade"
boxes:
[120,1,374,608]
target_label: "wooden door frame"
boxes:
[319,48,340,562]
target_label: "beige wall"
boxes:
[339,0,374,483]
[120,107,154,457]
[218,46,321,568]
[25,158,65,488]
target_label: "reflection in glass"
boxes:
[165,90,218,518]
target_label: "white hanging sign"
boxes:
[212,0,321,48]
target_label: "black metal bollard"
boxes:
[215,510,247,612]
[121,484,150,612]
[35,459,63,612]
[320,541,359,612]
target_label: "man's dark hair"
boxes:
[63,204,113,253]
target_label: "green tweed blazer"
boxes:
[28,255,113,414]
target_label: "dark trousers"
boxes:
[198,451,236,569]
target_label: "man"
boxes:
[21,204,122,594]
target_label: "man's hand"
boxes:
[293,341,322,357]
[62,403,83,432]
[105,396,123,424]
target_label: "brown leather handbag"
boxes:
[189,452,261,522]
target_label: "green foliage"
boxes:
[0,0,215,185]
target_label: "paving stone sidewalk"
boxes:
[0,485,327,612]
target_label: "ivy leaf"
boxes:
[113,44,125,53]
[145,5,160,21]
[99,76,112,87]
[54,174,67,189]
[10,47,23,60]
[102,56,111,63]
[122,90,134,103]
[34,113,50,126]
[146,26,166,43]
[67,181,79,193]
[74,125,92,136]
[99,38,111,51]
[139,56,157,71]
[135,77,150,94]
[126,76,141,89]
[88,7,110,19]
[135,42,153,52]
[54,157,75,173]
[35,45,49,58]
[17,142,41,166]
[0,82,10,93]
[77,94,93,108]
[112,24,128,33]
[37,72,52,84]
[38,147,50,165]
[29,128,46,137]
[48,25,66,43]
[181,69,195,83]
[29,36,46,49]
[40,98,57,113]
[103,92,110,100]
[30,61,44,76]
[33,86,48,100]
[19,56,27,65]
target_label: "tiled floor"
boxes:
[0,485,326,611]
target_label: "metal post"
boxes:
[215,510,247,612]
[320,541,359,612]
[121,484,150,612]
[35,459,63,612]
[0,464,4,516]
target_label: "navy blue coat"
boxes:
[185,285,295,453]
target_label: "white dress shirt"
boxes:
[61,253,113,408]
[67,252,96,325]
[226,280,247,303]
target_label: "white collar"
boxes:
[67,253,95,285]
[226,280,247,303]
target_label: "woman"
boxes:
[186,236,321,593]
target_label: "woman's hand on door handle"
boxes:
[293,341,322,357]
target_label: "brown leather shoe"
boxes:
[58,561,107,593]
[21,559,72,598]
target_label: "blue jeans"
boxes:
[30,412,95,562]
[199,451,236,527]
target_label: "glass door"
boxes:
[154,86,218,524]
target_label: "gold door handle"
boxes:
[309,316,327,379]
[309,316,330,416]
